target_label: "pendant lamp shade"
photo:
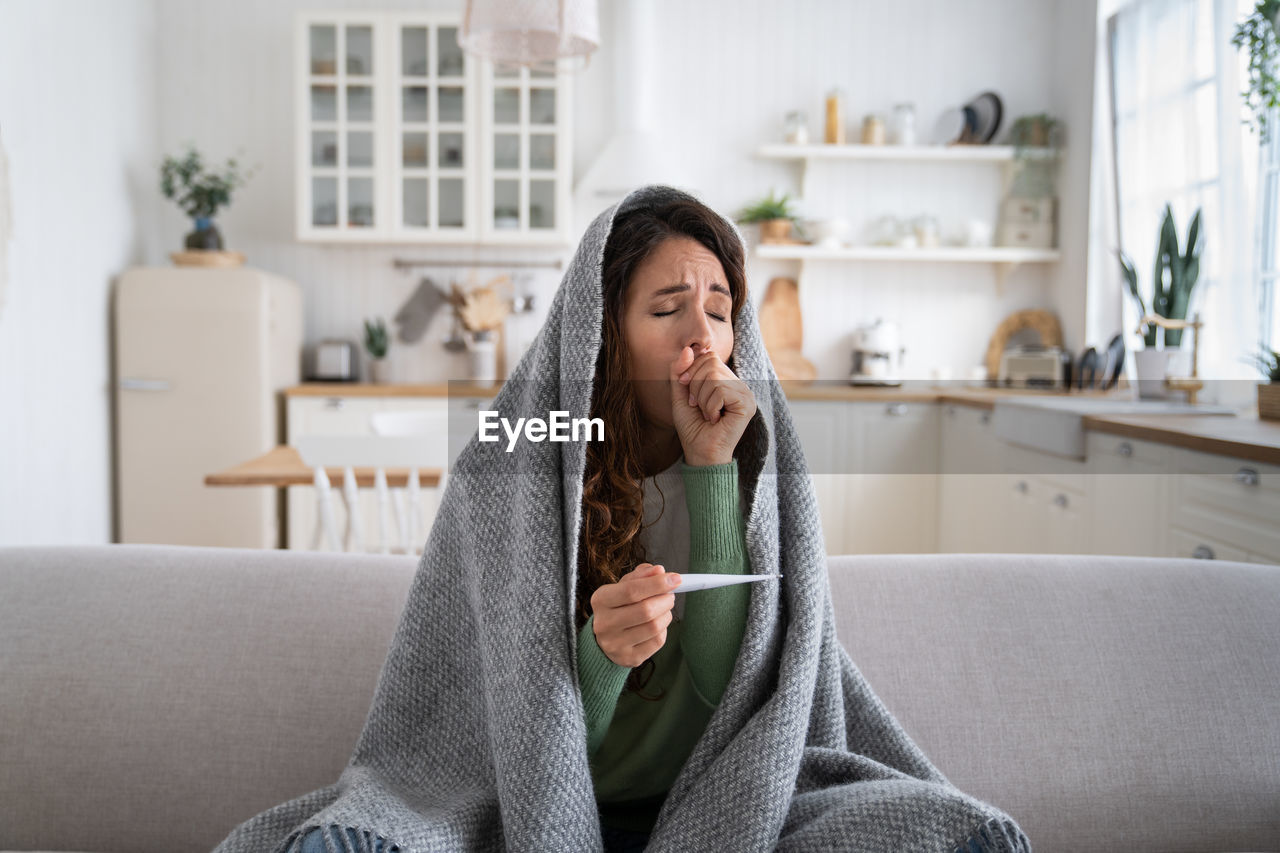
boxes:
[459,0,600,72]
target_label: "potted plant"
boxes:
[363,317,391,383]
[160,143,257,262]
[1249,344,1280,420]
[1117,204,1203,397]
[1232,1,1280,143]
[737,190,800,244]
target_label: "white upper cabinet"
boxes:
[295,12,572,245]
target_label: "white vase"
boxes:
[1134,349,1174,399]
[369,358,392,384]
[466,331,497,386]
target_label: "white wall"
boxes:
[0,0,161,545]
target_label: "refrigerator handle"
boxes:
[119,378,172,392]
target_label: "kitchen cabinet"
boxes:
[997,442,1091,555]
[1086,433,1171,557]
[1166,447,1280,564]
[296,12,573,245]
[937,404,1006,552]
[285,393,493,551]
[786,399,938,554]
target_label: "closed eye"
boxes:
[652,310,729,322]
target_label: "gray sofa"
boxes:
[2,545,1277,853]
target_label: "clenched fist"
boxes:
[590,562,683,667]
[670,345,757,467]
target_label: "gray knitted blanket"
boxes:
[213,185,1031,853]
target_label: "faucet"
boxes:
[1134,312,1203,404]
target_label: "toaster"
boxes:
[998,345,1068,389]
[312,339,359,381]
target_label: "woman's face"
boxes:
[621,236,735,432]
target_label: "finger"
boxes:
[670,346,698,407]
[613,592,677,631]
[701,386,728,423]
[678,349,718,385]
[685,353,725,406]
[619,609,673,645]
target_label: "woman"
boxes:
[215,186,1031,853]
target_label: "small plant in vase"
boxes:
[160,143,258,265]
[1249,344,1280,420]
[1117,203,1203,397]
[737,190,801,244]
[364,317,391,384]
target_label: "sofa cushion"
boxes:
[827,552,1280,852]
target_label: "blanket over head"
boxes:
[214,185,1031,853]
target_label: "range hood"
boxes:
[573,0,689,207]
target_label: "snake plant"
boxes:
[1116,204,1203,349]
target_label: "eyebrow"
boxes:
[650,282,732,299]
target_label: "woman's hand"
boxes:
[590,563,682,667]
[669,346,757,467]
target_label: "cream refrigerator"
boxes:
[114,266,303,548]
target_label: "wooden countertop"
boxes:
[282,381,1279,463]
[1082,411,1280,466]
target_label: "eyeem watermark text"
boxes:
[478,410,604,452]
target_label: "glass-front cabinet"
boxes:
[296,11,572,245]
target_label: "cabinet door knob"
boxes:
[979,411,991,425]
[1118,442,1133,457]
[324,397,345,410]
[1234,467,1259,487]
[1053,493,1069,508]
[1015,480,1029,494]
[886,403,907,416]
[1192,544,1215,560]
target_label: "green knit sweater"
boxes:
[576,459,751,833]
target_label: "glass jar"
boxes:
[891,103,916,146]
[824,89,845,144]
[784,110,809,144]
[860,113,886,145]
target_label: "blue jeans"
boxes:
[299,826,399,853]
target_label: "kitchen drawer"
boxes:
[1169,448,1280,557]
[1002,443,1090,495]
[288,395,386,440]
[1085,433,1171,471]
[1167,526,1252,562]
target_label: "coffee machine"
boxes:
[850,318,905,386]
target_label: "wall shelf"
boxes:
[756,143,1059,163]
[753,244,1062,295]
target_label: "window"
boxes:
[1108,0,1269,390]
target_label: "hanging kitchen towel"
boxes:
[212,185,1031,853]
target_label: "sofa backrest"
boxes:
[825,552,1280,852]
[1,546,1277,852]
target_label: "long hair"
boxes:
[575,198,747,697]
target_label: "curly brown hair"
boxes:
[575,198,747,697]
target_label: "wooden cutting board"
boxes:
[757,277,816,382]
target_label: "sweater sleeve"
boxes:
[577,614,633,756]
[677,459,750,707]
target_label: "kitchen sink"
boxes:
[991,396,1238,459]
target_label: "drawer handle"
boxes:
[1192,544,1215,560]
[1053,493,1069,508]
[1234,467,1259,487]
[886,403,908,416]
[324,397,345,410]
[1015,480,1029,494]
[1117,442,1133,457]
